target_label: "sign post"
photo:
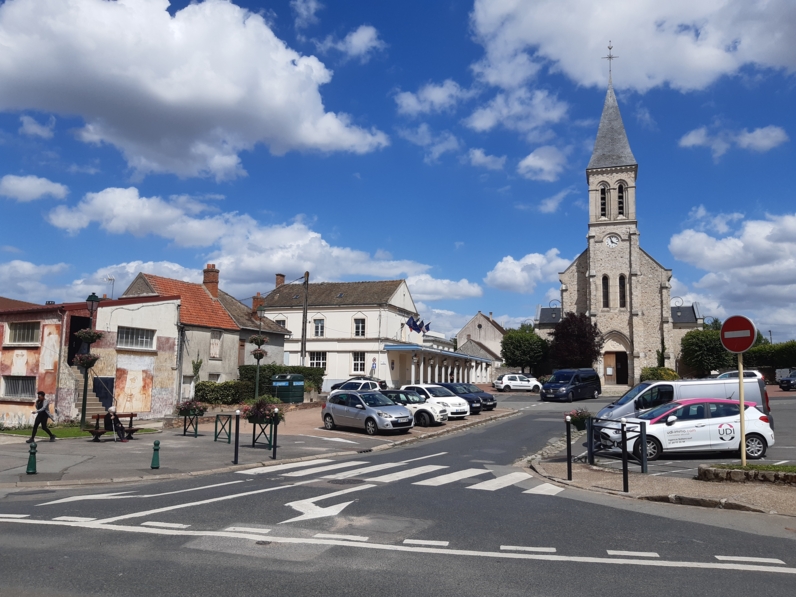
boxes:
[720,315,757,466]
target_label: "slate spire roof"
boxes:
[587,81,637,170]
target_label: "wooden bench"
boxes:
[89,412,139,442]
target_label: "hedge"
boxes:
[238,364,325,393]
[640,367,680,382]
[744,341,796,370]
[195,380,255,405]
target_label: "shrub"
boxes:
[195,380,254,405]
[640,367,680,382]
[238,364,325,394]
[242,398,286,423]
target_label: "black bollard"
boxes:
[620,418,629,493]
[233,410,240,465]
[151,440,160,469]
[565,416,572,481]
[271,409,279,460]
[26,441,37,475]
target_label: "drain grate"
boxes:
[256,541,272,546]
[328,478,364,485]
[357,449,373,453]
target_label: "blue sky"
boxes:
[1,0,795,340]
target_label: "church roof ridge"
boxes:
[587,81,637,171]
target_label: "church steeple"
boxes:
[587,81,637,171]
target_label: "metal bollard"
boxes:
[565,416,572,481]
[233,410,240,465]
[586,418,594,465]
[271,409,279,460]
[620,418,629,493]
[26,442,37,475]
[639,420,648,474]
[151,440,160,470]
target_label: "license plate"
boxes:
[398,418,408,423]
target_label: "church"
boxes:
[535,72,702,387]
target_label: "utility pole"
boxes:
[300,271,309,366]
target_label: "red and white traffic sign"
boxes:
[720,315,757,353]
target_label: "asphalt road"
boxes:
[1,395,794,596]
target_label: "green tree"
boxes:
[549,313,604,369]
[500,323,548,374]
[680,329,733,377]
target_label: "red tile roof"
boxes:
[0,296,41,311]
[143,275,239,331]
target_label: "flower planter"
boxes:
[571,419,587,431]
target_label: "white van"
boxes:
[596,378,773,428]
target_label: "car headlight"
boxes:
[440,402,450,407]
[557,388,566,393]
[377,411,393,418]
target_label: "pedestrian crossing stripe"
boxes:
[467,471,533,491]
[367,465,448,483]
[523,483,564,496]
[282,461,370,477]
[413,469,491,486]
[323,462,406,479]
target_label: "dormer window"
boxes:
[600,186,607,217]
[617,184,625,216]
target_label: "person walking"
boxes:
[28,391,56,443]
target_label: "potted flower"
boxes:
[251,347,268,361]
[73,353,101,369]
[75,329,105,345]
[242,398,285,425]
[176,400,207,417]
[565,408,591,431]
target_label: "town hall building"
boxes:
[535,75,701,387]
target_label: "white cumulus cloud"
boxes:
[291,0,323,29]
[0,174,68,202]
[468,148,506,171]
[19,115,55,138]
[517,146,568,182]
[679,125,788,160]
[316,25,386,63]
[0,259,68,302]
[464,89,567,139]
[406,274,483,301]
[484,249,571,293]
[0,0,387,181]
[395,80,471,116]
[398,124,460,164]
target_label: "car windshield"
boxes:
[548,372,573,384]
[518,376,529,382]
[463,384,481,393]
[614,383,652,406]
[393,392,424,404]
[637,403,677,421]
[448,384,471,394]
[360,392,394,407]
[427,387,456,397]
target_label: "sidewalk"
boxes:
[0,407,516,488]
[528,432,796,517]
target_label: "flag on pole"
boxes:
[424,322,431,333]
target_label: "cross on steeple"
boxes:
[602,42,617,84]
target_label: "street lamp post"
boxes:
[79,293,101,430]
[254,305,266,400]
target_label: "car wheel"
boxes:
[364,418,378,436]
[416,411,431,427]
[567,392,574,403]
[503,385,511,392]
[634,436,662,461]
[534,386,541,393]
[323,414,336,430]
[592,389,599,399]
[745,434,767,459]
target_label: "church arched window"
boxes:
[602,276,610,308]
[600,186,607,217]
[617,184,625,216]
[619,275,627,308]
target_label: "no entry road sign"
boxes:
[720,315,757,353]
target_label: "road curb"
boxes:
[0,409,520,489]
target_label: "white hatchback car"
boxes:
[381,389,448,427]
[493,374,542,393]
[598,398,775,461]
[400,384,470,419]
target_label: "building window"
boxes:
[617,184,625,216]
[309,351,327,369]
[210,330,222,359]
[116,326,155,350]
[7,322,40,345]
[600,186,607,217]
[619,275,627,308]
[354,318,365,337]
[353,352,366,373]
[314,319,325,337]
[602,276,610,308]
[275,319,286,328]
[3,376,36,398]
[208,373,220,382]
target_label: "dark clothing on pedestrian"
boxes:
[104,412,127,441]
[30,396,55,442]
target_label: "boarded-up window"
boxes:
[210,331,222,359]
[8,322,40,344]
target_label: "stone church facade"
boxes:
[535,81,701,387]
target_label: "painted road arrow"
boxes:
[37,481,245,506]
[280,484,376,524]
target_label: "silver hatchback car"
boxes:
[322,390,414,436]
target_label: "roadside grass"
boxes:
[0,427,158,439]
[713,463,796,474]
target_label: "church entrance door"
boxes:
[616,352,629,385]
[604,353,616,384]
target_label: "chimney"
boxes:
[203,263,219,298]
[252,291,265,315]
[489,312,493,321]
[102,294,107,299]
[275,273,285,287]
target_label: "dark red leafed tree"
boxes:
[549,312,604,369]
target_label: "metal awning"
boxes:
[383,344,491,364]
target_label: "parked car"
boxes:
[717,370,764,380]
[400,384,470,419]
[596,378,772,428]
[441,382,497,411]
[381,389,448,427]
[540,369,601,402]
[598,399,774,461]
[322,390,413,435]
[778,369,796,391]
[493,374,542,393]
[330,376,388,391]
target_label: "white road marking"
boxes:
[239,460,334,475]
[53,516,96,522]
[467,472,533,491]
[40,481,248,506]
[773,460,789,465]
[282,461,369,477]
[413,468,490,486]
[323,462,406,479]
[367,465,448,483]
[93,480,314,524]
[500,545,556,553]
[297,434,358,444]
[607,550,659,558]
[281,484,377,524]
[0,514,29,518]
[403,452,448,462]
[715,556,786,565]
[141,522,190,529]
[404,539,449,547]
[314,533,369,542]
[523,483,564,496]
[224,526,271,534]
[2,519,796,576]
